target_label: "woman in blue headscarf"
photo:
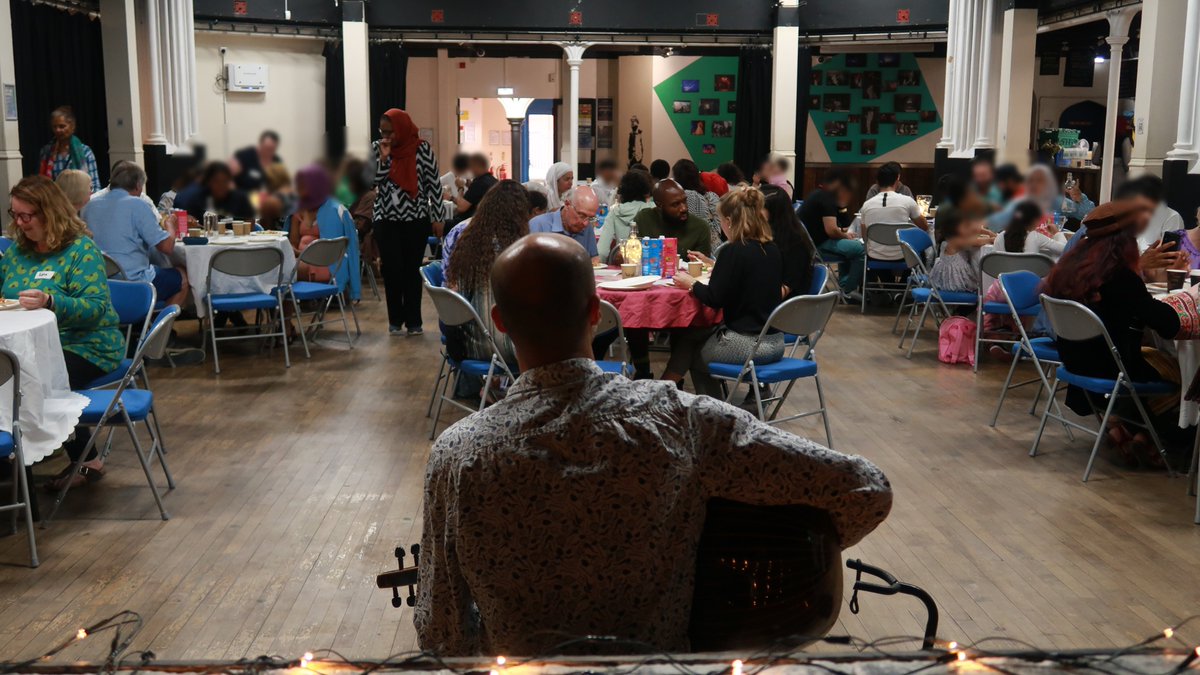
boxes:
[288,163,362,300]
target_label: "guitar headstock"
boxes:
[378,543,421,608]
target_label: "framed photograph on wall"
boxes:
[895,94,921,112]
[862,139,877,156]
[682,80,700,93]
[919,110,937,122]
[727,100,737,113]
[836,141,853,152]
[895,121,920,136]
[846,54,867,67]
[823,120,847,137]
[714,74,735,92]
[823,94,851,112]
[702,144,717,155]
[690,120,706,136]
[673,101,692,113]
[597,99,613,122]
[825,71,847,86]
[699,99,719,115]
[898,70,921,87]
[861,107,879,134]
[878,54,900,67]
[811,71,823,86]
[711,120,733,137]
[880,112,897,124]
[862,71,881,100]
[808,95,821,109]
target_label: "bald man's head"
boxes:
[561,185,600,235]
[653,180,688,226]
[491,233,600,369]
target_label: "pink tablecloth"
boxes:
[598,284,722,330]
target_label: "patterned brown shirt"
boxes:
[415,359,891,656]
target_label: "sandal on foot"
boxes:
[44,465,105,492]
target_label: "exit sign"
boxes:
[569,10,583,25]
[897,8,910,23]
[706,13,719,26]
[430,9,444,22]
[233,0,247,15]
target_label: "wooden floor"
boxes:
[2,294,1199,662]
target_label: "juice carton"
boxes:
[661,237,678,278]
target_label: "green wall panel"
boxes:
[653,56,740,171]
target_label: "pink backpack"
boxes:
[938,316,976,366]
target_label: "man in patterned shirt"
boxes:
[416,233,892,656]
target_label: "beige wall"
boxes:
[1033,56,1133,135]
[194,32,327,170]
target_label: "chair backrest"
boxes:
[102,252,127,280]
[896,227,933,256]
[137,305,181,361]
[596,299,623,336]
[899,241,927,274]
[107,280,156,333]
[0,237,12,255]
[0,348,18,429]
[998,271,1042,313]
[421,261,444,288]
[297,237,349,274]
[806,265,828,296]
[981,251,1054,279]
[424,283,484,328]
[764,291,840,354]
[208,247,284,290]
[862,222,909,247]
[1039,294,1108,343]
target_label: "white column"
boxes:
[971,0,1001,150]
[771,0,799,186]
[938,0,963,151]
[561,43,590,183]
[342,20,371,155]
[1129,0,1188,177]
[138,0,199,151]
[940,0,1001,158]
[99,0,143,167]
[995,6,1038,167]
[1099,9,1136,202]
[0,0,22,199]
[1167,0,1200,172]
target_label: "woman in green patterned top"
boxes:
[4,175,123,488]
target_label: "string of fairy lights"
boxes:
[3,613,1200,675]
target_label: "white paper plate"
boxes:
[597,275,662,291]
[0,298,22,311]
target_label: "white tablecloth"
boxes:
[180,237,296,318]
[0,309,88,465]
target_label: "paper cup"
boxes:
[1167,269,1188,291]
[687,260,703,277]
[621,263,638,278]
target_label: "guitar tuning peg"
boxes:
[395,547,405,565]
[391,595,403,608]
[410,543,421,560]
[406,595,416,607]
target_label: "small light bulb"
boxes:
[732,659,744,675]
[948,641,959,650]
[1194,646,1200,657]
[300,652,314,668]
[496,656,507,666]
[957,652,968,662]
[1165,628,1175,639]
[76,629,87,640]
[490,670,499,675]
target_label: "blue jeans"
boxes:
[817,239,866,293]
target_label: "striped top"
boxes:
[370,139,442,223]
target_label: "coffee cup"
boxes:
[687,260,703,277]
[188,228,202,237]
[1167,269,1188,291]
[620,263,638,278]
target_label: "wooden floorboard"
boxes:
[2,295,1199,661]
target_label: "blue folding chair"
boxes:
[973,252,1055,372]
[82,280,156,390]
[1031,294,1177,481]
[102,252,127,280]
[893,227,934,333]
[707,291,840,448]
[896,241,978,359]
[860,223,912,313]
[595,300,632,377]
[280,237,357,357]
[783,266,830,355]
[203,247,291,374]
[423,279,517,439]
[0,236,12,256]
[421,262,451,418]
[44,306,182,525]
[0,348,37,566]
[989,272,1072,438]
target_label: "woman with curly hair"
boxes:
[446,180,531,367]
[3,175,122,488]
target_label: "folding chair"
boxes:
[988,272,1072,439]
[595,300,632,377]
[707,291,840,448]
[44,306,182,525]
[1031,294,1177,481]
[83,281,155,389]
[783,266,830,357]
[281,237,357,357]
[424,283,517,439]
[421,262,450,418]
[0,349,38,566]
[896,242,978,359]
[203,247,291,374]
[102,252,127,280]
[0,236,12,256]
[860,223,912,312]
[973,252,1055,372]
[796,223,843,302]
[362,256,381,301]
[893,228,934,334]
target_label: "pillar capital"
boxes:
[1105,35,1130,48]
[559,42,591,65]
[1106,7,1138,38]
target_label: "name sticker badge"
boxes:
[34,270,54,280]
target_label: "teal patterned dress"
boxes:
[0,235,123,373]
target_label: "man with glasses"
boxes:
[528,184,601,263]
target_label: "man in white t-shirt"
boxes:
[859,163,926,261]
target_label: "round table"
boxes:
[0,309,88,465]
[180,236,296,318]
[595,269,722,330]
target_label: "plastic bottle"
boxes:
[1061,172,1077,216]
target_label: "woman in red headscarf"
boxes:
[371,108,442,335]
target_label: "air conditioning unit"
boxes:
[225,63,268,92]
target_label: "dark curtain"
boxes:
[11,0,109,183]
[733,46,772,180]
[324,41,347,162]
[368,42,408,144]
